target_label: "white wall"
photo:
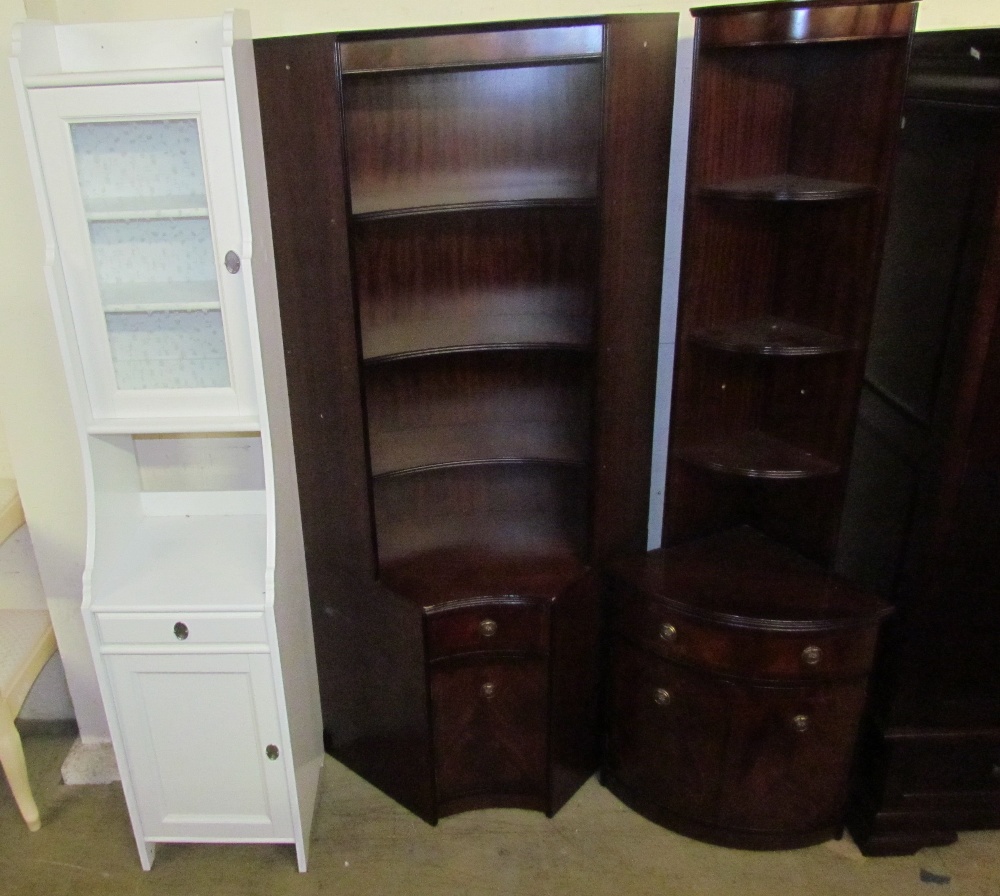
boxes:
[2,0,997,739]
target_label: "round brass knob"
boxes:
[659,623,678,644]
[792,714,810,733]
[654,687,672,707]
[801,645,823,666]
[173,622,189,641]
[479,618,498,638]
[265,744,280,760]
[481,682,496,699]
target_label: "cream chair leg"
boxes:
[0,700,41,831]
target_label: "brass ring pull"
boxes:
[801,645,823,666]
[792,714,810,733]
[173,622,189,641]
[659,623,678,644]
[481,682,496,699]
[479,618,498,638]
[654,687,672,707]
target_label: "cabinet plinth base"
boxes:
[601,772,842,851]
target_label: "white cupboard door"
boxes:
[28,82,257,425]
[104,653,293,842]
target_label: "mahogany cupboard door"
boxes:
[717,681,868,833]
[605,644,731,823]
[430,658,548,812]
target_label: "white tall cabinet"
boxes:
[10,12,323,871]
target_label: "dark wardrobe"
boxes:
[838,28,1000,855]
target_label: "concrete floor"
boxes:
[2,730,998,896]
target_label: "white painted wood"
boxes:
[230,33,323,871]
[95,612,267,647]
[11,11,321,871]
[27,80,257,425]
[104,652,294,843]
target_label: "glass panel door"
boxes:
[28,81,255,425]
[70,119,230,391]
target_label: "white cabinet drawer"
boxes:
[96,612,268,648]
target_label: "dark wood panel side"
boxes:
[591,13,677,562]
[317,571,437,823]
[256,35,439,821]
[254,34,376,582]
[548,571,602,814]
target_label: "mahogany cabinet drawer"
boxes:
[95,612,268,648]
[615,592,879,680]
[425,599,549,660]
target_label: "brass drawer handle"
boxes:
[265,744,279,760]
[801,645,823,666]
[658,623,678,644]
[792,714,810,733]
[173,622,189,641]
[479,618,498,638]
[481,682,496,699]
[654,687,672,707]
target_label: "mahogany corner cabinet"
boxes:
[601,0,916,850]
[254,15,678,822]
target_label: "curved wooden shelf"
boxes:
[369,420,588,477]
[699,174,876,202]
[351,177,598,219]
[674,430,839,479]
[362,308,593,362]
[688,316,852,356]
[373,462,588,566]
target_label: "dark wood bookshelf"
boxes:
[603,0,914,852]
[256,14,677,824]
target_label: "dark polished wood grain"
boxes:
[373,462,588,567]
[606,644,732,821]
[548,570,602,815]
[699,174,875,201]
[606,0,912,851]
[353,205,598,361]
[425,597,549,660]
[696,0,915,48]
[605,529,886,849]
[431,657,549,811]
[258,15,675,824]
[340,22,603,74]
[364,350,591,478]
[254,35,375,583]
[590,14,677,562]
[716,679,868,832]
[689,316,853,356]
[665,7,911,558]
[839,33,1000,852]
[343,63,602,216]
